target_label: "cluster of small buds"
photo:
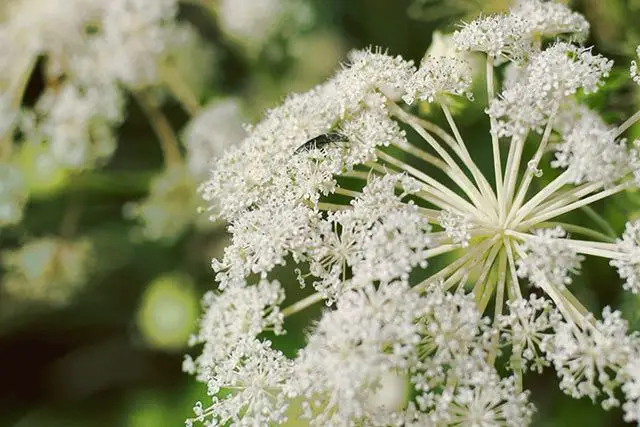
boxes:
[286,283,423,425]
[511,0,589,41]
[610,220,640,294]
[408,287,534,427]
[543,307,636,410]
[453,0,589,63]
[184,280,289,426]
[552,104,630,186]
[438,209,473,247]
[487,43,612,137]
[403,56,473,104]
[516,227,584,290]
[498,295,562,374]
[453,13,533,63]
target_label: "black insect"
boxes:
[294,132,349,154]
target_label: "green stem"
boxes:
[580,206,617,239]
[1,56,36,160]
[160,63,201,116]
[531,221,615,243]
[282,292,324,317]
[134,92,183,167]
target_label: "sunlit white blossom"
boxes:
[453,13,533,62]
[403,56,473,104]
[187,339,292,427]
[286,282,423,425]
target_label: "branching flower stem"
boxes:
[613,108,640,138]
[389,104,496,218]
[505,103,559,226]
[160,63,201,116]
[487,56,505,220]
[520,181,632,228]
[282,292,325,317]
[134,92,183,167]
[1,55,36,160]
[441,102,498,205]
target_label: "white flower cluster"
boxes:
[93,0,181,89]
[611,220,640,294]
[201,48,416,224]
[516,227,584,290]
[186,282,535,426]
[287,283,422,425]
[453,0,588,62]
[487,43,612,137]
[438,209,473,247]
[35,83,123,169]
[544,307,636,410]
[498,295,562,374]
[552,102,630,185]
[511,0,589,41]
[0,0,212,231]
[188,1,640,425]
[403,56,473,104]
[183,280,288,426]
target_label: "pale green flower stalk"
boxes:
[187,0,640,425]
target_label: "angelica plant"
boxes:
[188,1,640,425]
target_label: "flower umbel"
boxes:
[188,2,640,426]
